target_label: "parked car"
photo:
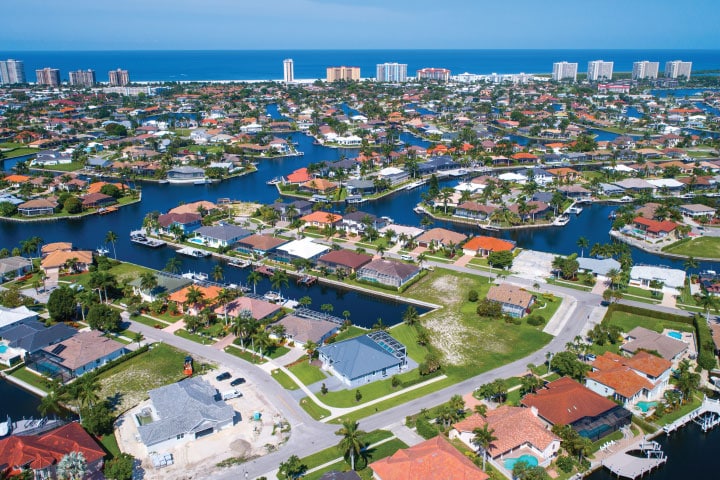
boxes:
[216,371,231,381]
[221,389,242,400]
[230,377,246,387]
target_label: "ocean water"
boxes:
[1,49,719,82]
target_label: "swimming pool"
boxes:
[188,237,205,245]
[504,454,538,470]
[667,331,683,340]
[0,345,7,354]
[637,401,657,413]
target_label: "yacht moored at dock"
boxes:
[177,246,211,258]
[130,231,167,248]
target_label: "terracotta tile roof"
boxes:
[633,217,678,234]
[318,250,373,270]
[168,285,223,304]
[168,201,218,215]
[41,242,73,255]
[286,167,311,183]
[370,436,488,480]
[218,297,282,321]
[587,368,653,398]
[300,211,342,224]
[41,330,125,371]
[86,181,126,194]
[4,174,30,183]
[521,377,619,425]
[416,228,468,245]
[41,250,93,269]
[486,284,534,309]
[0,422,104,472]
[623,351,672,378]
[236,234,288,251]
[453,408,559,458]
[301,178,338,192]
[463,236,514,253]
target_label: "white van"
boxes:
[221,389,242,400]
[400,254,413,261]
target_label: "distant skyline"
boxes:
[2,0,719,51]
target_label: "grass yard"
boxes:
[95,343,189,413]
[271,369,299,390]
[288,360,327,385]
[266,345,291,359]
[9,366,51,393]
[388,323,431,363]
[36,161,85,172]
[174,329,214,345]
[301,430,394,470]
[223,345,267,364]
[332,326,369,343]
[133,315,170,328]
[663,236,720,259]
[656,395,703,426]
[299,396,331,420]
[605,310,694,334]
[98,432,121,458]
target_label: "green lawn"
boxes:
[266,345,291,359]
[605,310,694,334]
[301,430,394,470]
[9,366,51,393]
[300,396,331,420]
[35,161,85,172]
[95,343,190,413]
[332,326,369,343]
[388,323,431,363]
[0,146,37,158]
[663,236,720,259]
[545,277,593,292]
[133,315,170,328]
[223,345,267,364]
[656,395,703,426]
[288,360,327,385]
[271,369,300,390]
[98,432,121,458]
[174,328,214,345]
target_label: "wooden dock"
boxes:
[601,439,667,480]
[663,396,720,435]
[254,265,276,277]
[297,275,317,286]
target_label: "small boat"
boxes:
[96,246,109,256]
[481,224,500,231]
[608,211,617,220]
[0,416,10,437]
[130,232,167,248]
[181,271,209,282]
[266,177,283,185]
[193,178,211,185]
[263,291,283,303]
[567,206,583,215]
[177,247,211,258]
[228,259,251,268]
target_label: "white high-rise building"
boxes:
[0,59,26,84]
[552,62,578,82]
[376,62,407,82]
[69,69,96,87]
[283,59,294,83]
[587,60,614,81]
[632,61,659,80]
[665,60,692,79]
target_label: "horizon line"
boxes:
[2,47,720,53]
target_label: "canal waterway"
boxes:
[0,378,41,420]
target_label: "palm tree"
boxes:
[417,252,427,269]
[212,264,224,283]
[252,329,273,358]
[105,230,118,259]
[683,256,699,276]
[606,268,621,290]
[694,291,719,322]
[139,272,158,296]
[185,286,205,311]
[133,332,144,347]
[402,305,419,326]
[336,420,367,471]
[57,452,87,480]
[38,389,63,417]
[270,269,289,298]
[164,256,182,274]
[576,236,589,258]
[304,340,318,363]
[472,424,497,471]
[247,270,262,295]
[217,288,234,325]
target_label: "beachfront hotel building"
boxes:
[35,68,61,87]
[376,62,407,82]
[326,66,360,82]
[283,58,294,83]
[68,69,96,87]
[416,67,451,82]
[632,61,659,80]
[552,61,578,82]
[665,60,692,79]
[587,60,613,81]
[108,68,130,86]
[0,59,26,84]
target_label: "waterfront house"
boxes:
[378,225,424,244]
[527,167,553,186]
[340,211,388,234]
[317,250,373,274]
[356,259,420,288]
[577,257,621,277]
[0,319,77,356]
[137,377,235,451]
[620,327,688,361]
[521,377,632,441]
[318,331,407,388]
[168,201,218,216]
[416,156,460,174]
[377,167,409,185]
[557,185,592,200]
[613,178,656,193]
[300,211,343,229]
[169,285,223,315]
[272,200,313,221]
[29,330,127,381]
[158,212,202,235]
[370,436,488,480]
[32,150,72,166]
[631,217,678,239]
[0,256,33,282]
[546,167,580,182]
[486,284,534,318]
[166,166,205,183]
[275,237,330,264]
[81,192,116,210]
[416,228,468,249]
[273,314,339,346]
[40,249,93,277]
[454,201,497,221]
[17,198,58,217]
[285,167,312,184]
[218,296,282,322]
[585,351,672,406]
[235,234,288,257]
[0,305,38,331]
[300,178,338,195]
[346,179,375,195]
[129,272,192,302]
[599,182,625,196]
[679,203,716,218]
[0,422,105,480]
[193,224,252,248]
[508,201,550,222]
[450,407,561,467]
[462,236,515,257]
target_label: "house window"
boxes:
[176,433,184,440]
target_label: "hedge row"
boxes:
[694,315,718,371]
[415,416,440,439]
[606,303,694,325]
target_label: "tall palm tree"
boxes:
[683,256,699,276]
[185,286,205,311]
[304,340,318,363]
[472,424,498,471]
[576,236,589,258]
[252,329,273,358]
[139,272,158,295]
[105,231,118,259]
[606,268,621,290]
[164,256,182,274]
[247,270,262,295]
[217,288,234,325]
[336,420,367,471]
[212,264,224,283]
[694,291,719,322]
[38,390,63,417]
[270,269,289,298]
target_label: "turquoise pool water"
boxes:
[189,237,205,245]
[667,331,682,340]
[637,401,657,412]
[0,345,7,354]
[504,454,538,470]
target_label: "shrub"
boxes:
[415,416,439,439]
[556,455,575,473]
[526,315,545,326]
[468,289,479,302]
[391,375,401,388]
[476,299,502,318]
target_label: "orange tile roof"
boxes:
[511,152,538,159]
[370,436,488,480]
[300,211,342,224]
[594,351,671,382]
[4,174,30,183]
[286,167,311,183]
[521,377,619,425]
[41,250,93,269]
[453,408,559,458]
[41,242,73,255]
[168,285,222,304]
[86,181,126,194]
[463,236,514,253]
[301,178,338,192]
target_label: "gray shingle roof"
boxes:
[138,377,234,447]
[318,334,404,381]
[0,319,77,353]
[195,225,251,242]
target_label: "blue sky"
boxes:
[2,0,719,50]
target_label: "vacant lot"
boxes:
[664,236,720,259]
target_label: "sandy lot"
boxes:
[422,275,469,365]
[512,249,555,280]
[115,371,285,480]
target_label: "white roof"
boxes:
[277,237,329,259]
[454,182,484,193]
[605,164,636,173]
[630,266,686,289]
[498,172,527,182]
[0,305,38,329]
[378,167,405,176]
[646,178,685,189]
[379,224,424,238]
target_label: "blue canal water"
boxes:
[0,378,41,419]
[2,50,719,82]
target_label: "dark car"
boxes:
[230,377,246,387]
[216,372,231,381]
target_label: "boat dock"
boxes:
[254,265,276,276]
[663,396,720,435]
[176,247,211,258]
[130,231,167,248]
[228,259,251,268]
[294,307,345,326]
[296,275,317,286]
[601,439,667,479]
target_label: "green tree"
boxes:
[402,305,419,326]
[472,424,498,471]
[576,236,589,258]
[270,269,289,297]
[48,286,76,322]
[164,256,182,274]
[104,453,135,480]
[336,420,367,471]
[86,303,122,332]
[64,196,82,214]
[138,272,158,295]
[57,451,88,480]
[278,455,306,480]
[105,231,118,259]
[694,291,719,322]
[247,270,262,295]
[212,264,224,283]
[487,250,514,269]
[81,401,114,436]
